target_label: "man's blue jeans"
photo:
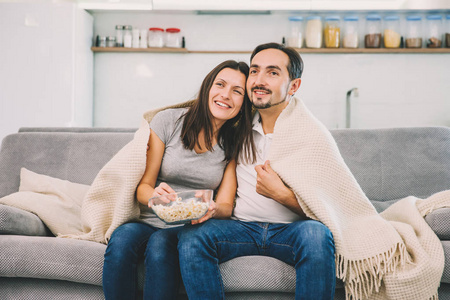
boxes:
[102,222,182,300]
[178,219,336,300]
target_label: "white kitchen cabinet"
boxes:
[151,0,450,11]
[77,0,152,11]
[0,3,93,142]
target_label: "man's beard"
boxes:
[250,86,286,109]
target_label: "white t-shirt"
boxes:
[233,112,302,223]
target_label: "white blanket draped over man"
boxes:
[61,98,447,300]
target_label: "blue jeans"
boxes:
[102,222,182,300]
[178,219,336,300]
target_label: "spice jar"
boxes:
[343,16,359,48]
[123,25,132,48]
[106,36,116,48]
[148,28,164,47]
[426,15,443,48]
[96,36,106,48]
[324,16,341,48]
[287,16,304,48]
[365,14,382,48]
[405,15,423,48]
[115,25,124,47]
[445,15,450,48]
[383,15,401,48]
[165,28,182,48]
[305,16,322,48]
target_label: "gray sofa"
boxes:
[1,126,450,300]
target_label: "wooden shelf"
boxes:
[91,47,450,54]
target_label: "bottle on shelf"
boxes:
[305,16,322,48]
[287,16,304,48]
[383,15,401,48]
[343,16,359,48]
[446,15,450,48]
[365,14,382,48]
[405,15,423,48]
[426,14,443,48]
[324,16,341,48]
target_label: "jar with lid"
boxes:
[364,14,382,48]
[426,15,443,48]
[305,16,322,48]
[123,25,132,48]
[383,15,401,48]
[148,27,164,47]
[343,16,359,48]
[324,16,341,48]
[96,36,106,48]
[115,25,124,47]
[405,15,423,48]
[446,15,450,48]
[106,36,116,48]
[287,16,304,48]
[165,28,182,48]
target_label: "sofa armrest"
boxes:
[425,208,450,240]
[0,204,51,236]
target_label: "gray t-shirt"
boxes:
[139,108,227,228]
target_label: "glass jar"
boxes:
[343,16,359,48]
[426,15,443,48]
[383,15,401,48]
[165,28,182,48]
[365,14,382,48]
[140,29,148,48]
[106,36,116,48]
[324,16,341,48]
[123,25,133,48]
[287,16,304,48]
[305,16,322,48]
[148,27,164,47]
[96,36,106,48]
[445,15,450,48]
[115,25,124,47]
[405,15,423,48]
[132,28,140,48]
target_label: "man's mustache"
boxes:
[251,86,272,94]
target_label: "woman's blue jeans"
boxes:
[178,219,336,300]
[102,222,182,300]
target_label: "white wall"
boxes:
[0,3,93,141]
[92,11,450,129]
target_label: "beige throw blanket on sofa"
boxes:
[62,98,447,300]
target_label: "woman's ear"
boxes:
[289,78,302,96]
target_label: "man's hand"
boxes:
[255,160,306,217]
[255,160,288,201]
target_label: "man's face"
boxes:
[247,49,292,109]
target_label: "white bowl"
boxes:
[149,189,213,225]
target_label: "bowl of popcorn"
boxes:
[149,189,213,225]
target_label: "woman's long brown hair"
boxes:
[180,60,255,163]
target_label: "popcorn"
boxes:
[152,198,209,223]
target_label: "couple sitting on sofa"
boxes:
[97,42,447,300]
[103,43,335,300]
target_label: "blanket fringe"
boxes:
[338,242,412,300]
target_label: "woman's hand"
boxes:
[148,182,176,207]
[191,201,217,225]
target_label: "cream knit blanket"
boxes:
[62,98,447,299]
[269,97,447,300]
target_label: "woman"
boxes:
[102,60,255,300]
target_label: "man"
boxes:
[177,43,336,300]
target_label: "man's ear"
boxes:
[289,78,301,95]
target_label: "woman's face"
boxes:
[208,68,246,129]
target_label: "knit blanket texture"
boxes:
[61,98,447,300]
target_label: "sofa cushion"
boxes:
[0,168,89,236]
[443,241,450,283]
[0,235,106,286]
[0,204,50,236]
[425,208,450,240]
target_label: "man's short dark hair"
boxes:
[250,42,304,80]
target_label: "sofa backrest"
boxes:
[331,127,450,211]
[0,129,135,198]
[1,127,450,211]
